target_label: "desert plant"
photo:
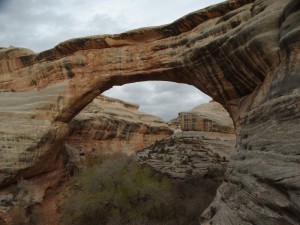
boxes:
[60,153,174,225]
[60,153,221,225]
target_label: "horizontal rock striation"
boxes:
[179,101,235,133]
[135,101,236,179]
[0,0,299,224]
[65,95,173,160]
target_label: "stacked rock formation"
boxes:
[65,95,173,160]
[0,0,299,224]
[134,101,236,180]
[178,101,235,133]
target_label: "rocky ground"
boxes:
[134,131,235,180]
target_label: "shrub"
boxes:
[60,153,221,225]
[60,153,174,225]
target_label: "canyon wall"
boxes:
[65,95,173,159]
[179,101,235,133]
[0,0,299,224]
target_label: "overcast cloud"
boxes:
[1,0,222,120]
[104,82,211,120]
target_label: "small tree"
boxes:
[60,153,174,225]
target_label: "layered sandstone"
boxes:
[0,0,299,224]
[0,95,172,224]
[179,101,235,133]
[135,101,236,179]
[65,95,173,160]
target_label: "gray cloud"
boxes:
[0,0,129,51]
[1,0,223,52]
[1,0,221,120]
[103,82,211,121]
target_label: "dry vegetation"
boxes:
[58,153,220,225]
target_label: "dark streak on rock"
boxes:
[279,0,300,50]
[35,49,55,61]
[63,59,75,78]
[19,55,35,67]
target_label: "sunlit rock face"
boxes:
[0,0,299,224]
[179,101,235,133]
[65,95,173,161]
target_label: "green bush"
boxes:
[60,153,174,225]
[60,153,220,225]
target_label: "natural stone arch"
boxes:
[0,0,299,224]
[1,0,273,123]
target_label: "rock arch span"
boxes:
[0,0,299,224]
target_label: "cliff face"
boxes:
[179,101,235,133]
[0,0,299,224]
[65,95,173,159]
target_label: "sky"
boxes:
[0,0,223,120]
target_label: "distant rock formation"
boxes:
[0,0,299,224]
[134,101,236,180]
[178,101,235,133]
[65,95,173,161]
